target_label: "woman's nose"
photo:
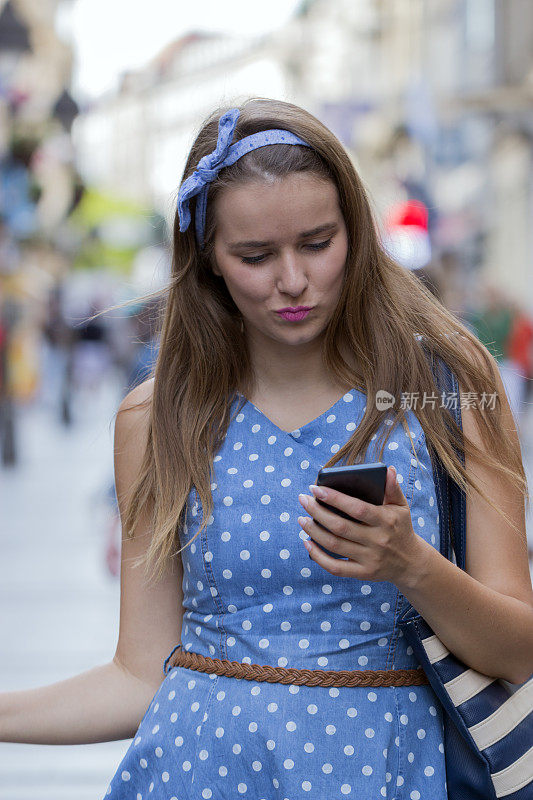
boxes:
[276,252,308,294]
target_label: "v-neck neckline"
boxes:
[236,387,363,436]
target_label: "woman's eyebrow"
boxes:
[227,222,339,250]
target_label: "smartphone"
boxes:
[309,462,388,560]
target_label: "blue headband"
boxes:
[177,107,313,249]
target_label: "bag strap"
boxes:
[419,338,467,571]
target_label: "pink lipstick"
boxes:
[275,306,313,321]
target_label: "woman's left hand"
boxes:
[297,466,426,585]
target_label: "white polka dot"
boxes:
[304,742,314,752]
[280,549,290,559]
[240,549,250,560]
[361,585,372,594]
[341,785,351,795]
[424,766,434,776]
[321,620,331,631]
[322,763,333,774]
[259,638,269,648]
[326,724,336,734]
[417,728,426,739]
[121,771,130,781]
[362,765,373,776]
[307,704,318,714]
[284,759,294,769]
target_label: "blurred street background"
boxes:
[2,0,533,796]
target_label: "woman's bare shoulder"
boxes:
[118,377,154,415]
[114,378,154,459]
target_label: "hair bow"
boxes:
[177,107,241,244]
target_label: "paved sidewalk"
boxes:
[0,378,130,799]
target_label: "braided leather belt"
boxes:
[164,645,429,687]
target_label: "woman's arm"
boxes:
[0,660,158,744]
[397,347,533,684]
[0,378,184,743]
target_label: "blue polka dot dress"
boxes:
[104,388,448,799]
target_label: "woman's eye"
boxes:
[240,238,333,265]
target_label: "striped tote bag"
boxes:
[398,346,533,800]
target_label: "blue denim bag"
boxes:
[398,345,533,800]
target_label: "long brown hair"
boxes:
[111,96,528,583]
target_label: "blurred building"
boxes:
[72,31,288,216]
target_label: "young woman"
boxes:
[1,97,532,799]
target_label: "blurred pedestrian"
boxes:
[506,301,533,436]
